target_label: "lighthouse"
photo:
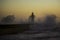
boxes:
[29,12,35,24]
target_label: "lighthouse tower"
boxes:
[29,12,35,24]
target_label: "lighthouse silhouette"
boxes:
[29,12,35,24]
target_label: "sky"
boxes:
[0,0,60,22]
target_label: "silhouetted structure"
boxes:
[1,15,15,24]
[29,12,35,24]
[45,14,56,27]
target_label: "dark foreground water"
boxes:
[0,24,60,40]
[0,32,60,40]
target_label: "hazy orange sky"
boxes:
[0,0,60,22]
